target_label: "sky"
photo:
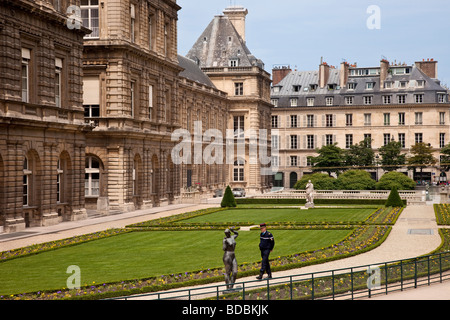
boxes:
[177,0,450,87]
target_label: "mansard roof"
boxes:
[185,14,264,69]
[271,63,449,107]
[177,55,216,88]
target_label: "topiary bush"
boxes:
[385,186,404,207]
[376,171,416,190]
[221,186,237,208]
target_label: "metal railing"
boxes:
[114,251,450,301]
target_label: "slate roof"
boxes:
[271,64,448,108]
[185,14,264,69]
[177,55,216,88]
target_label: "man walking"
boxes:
[257,223,275,280]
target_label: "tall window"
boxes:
[148,15,154,50]
[383,113,390,126]
[233,159,244,182]
[325,114,334,127]
[384,134,391,146]
[307,135,315,149]
[290,115,298,128]
[85,156,100,197]
[56,159,63,203]
[81,0,99,38]
[398,113,405,126]
[234,116,244,138]
[234,82,244,96]
[130,81,135,118]
[290,156,298,167]
[346,114,353,126]
[271,115,278,128]
[290,135,298,149]
[440,112,446,125]
[21,48,31,103]
[440,133,446,148]
[307,115,314,127]
[148,85,153,120]
[130,4,136,43]
[415,112,423,125]
[398,133,406,148]
[83,76,100,124]
[364,113,372,126]
[345,134,353,149]
[23,157,32,206]
[55,58,62,107]
[307,98,314,106]
[415,133,423,144]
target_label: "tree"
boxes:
[385,186,404,207]
[221,186,237,208]
[344,137,375,168]
[440,143,450,172]
[336,170,376,190]
[407,143,437,182]
[378,140,406,171]
[309,143,345,177]
[375,171,416,190]
[293,172,336,190]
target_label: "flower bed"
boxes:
[434,204,450,225]
[0,206,404,300]
[220,229,450,301]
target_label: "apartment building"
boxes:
[271,59,450,188]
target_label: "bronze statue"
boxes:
[223,227,238,290]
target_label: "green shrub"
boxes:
[385,187,404,207]
[293,173,336,190]
[336,170,376,190]
[221,186,237,208]
[375,171,416,190]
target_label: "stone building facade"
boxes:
[186,6,273,194]
[82,0,183,212]
[271,59,450,188]
[0,2,272,232]
[0,0,90,232]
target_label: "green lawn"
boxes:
[178,207,375,224]
[0,229,351,296]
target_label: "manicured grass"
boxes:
[177,207,375,224]
[0,229,351,296]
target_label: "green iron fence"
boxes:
[114,251,450,301]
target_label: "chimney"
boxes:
[319,61,330,88]
[415,59,438,79]
[339,61,349,88]
[272,65,292,86]
[380,59,389,89]
[223,6,248,42]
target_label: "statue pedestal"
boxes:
[305,203,315,209]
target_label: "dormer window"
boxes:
[229,58,239,67]
[347,83,357,90]
[293,85,301,92]
[328,84,336,90]
[366,82,375,90]
[309,84,318,92]
[417,80,425,87]
[384,82,393,89]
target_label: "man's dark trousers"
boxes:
[260,249,271,276]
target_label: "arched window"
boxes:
[233,159,245,182]
[23,157,32,206]
[85,156,100,197]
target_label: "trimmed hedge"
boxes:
[235,198,407,206]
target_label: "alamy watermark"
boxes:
[171,121,279,176]
[66,265,81,289]
[367,5,381,30]
[367,265,381,290]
